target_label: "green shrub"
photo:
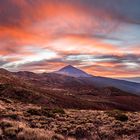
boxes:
[27,108,55,118]
[0,120,13,129]
[115,114,128,122]
[52,108,65,114]
[106,110,128,122]
[42,110,55,118]
[26,107,65,118]
[8,114,18,120]
[27,108,41,116]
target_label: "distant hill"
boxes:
[53,65,140,95]
[0,66,140,111]
[119,77,140,83]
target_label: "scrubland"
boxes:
[0,98,140,140]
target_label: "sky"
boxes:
[0,0,140,78]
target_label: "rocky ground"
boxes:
[0,98,140,140]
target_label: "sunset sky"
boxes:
[0,0,140,78]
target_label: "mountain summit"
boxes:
[54,65,92,77]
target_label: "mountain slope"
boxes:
[53,65,140,95]
[79,76,140,95]
[1,67,140,111]
[54,65,92,77]
[14,66,140,95]
[120,77,140,83]
[0,69,52,106]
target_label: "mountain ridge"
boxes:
[1,67,140,111]
[11,65,140,95]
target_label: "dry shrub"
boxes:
[17,128,65,140]
[17,128,52,140]
[4,127,19,138]
[75,126,90,138]
[27,108,55,118]
[0,119,13,129]
[0,119,64,140]
[0,119,27,129]
[0,119,26,139]
[99,126,115,140]
[51,134,65,140]
[27,107,65,119]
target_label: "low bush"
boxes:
[0,119,64,140]
[0,97,12,103]
[27,107,65,118]
[75,126,90,138]
[0,120,13,129]
[52,108,65,114]
[115,113,128,122]
[107,110,128,122]
[4,127,18,138]
[27,108,41,116]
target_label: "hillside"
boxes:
[0,68,140,140]
[0,68,139,111]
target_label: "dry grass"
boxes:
[0,119,65,140]
[1,99,140,140]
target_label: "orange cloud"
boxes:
[82,65,140,78]
[48,34,123,56]
[0,0,139,78]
